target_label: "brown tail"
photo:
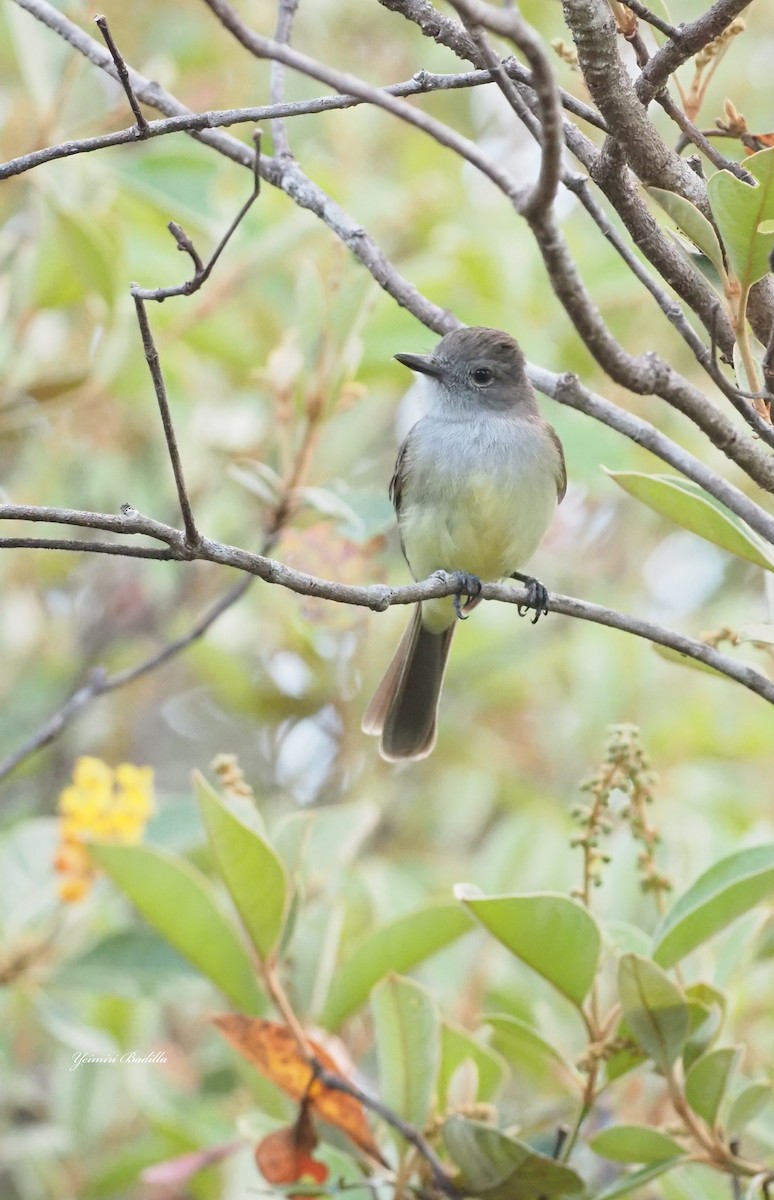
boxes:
[362,606,455,761]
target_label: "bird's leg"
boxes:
[511,571,550,624]
[444,570,482,620]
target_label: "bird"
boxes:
[362,325,566,762]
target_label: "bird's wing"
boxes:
[547,423,567,503]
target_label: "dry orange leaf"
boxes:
[213,1014,385,1164]
[255,1102,329,1198]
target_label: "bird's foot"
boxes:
[449,570,482,620]
[511,571,549,624]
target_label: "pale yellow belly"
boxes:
[401,470,556,633]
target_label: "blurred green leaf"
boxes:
[483,1013,581,1085]
[89,843,264,1012]
[648,188,726,279]
[684,1046,740,1126]
[594,1158,686,1199]
[459,890,601,1008]
[194,772,289,961]
[707,147,774,287]
[372,974,439,1130]
[321,903,473,1029]
[618,954,689,1069]
[605,470,774,572]
[604,1016,648,1083]
[652,845,774,968]
[726,1082,772,1135]
[682,983,725,1070]
[51,929,197,997]
[589,1124,685,1164]
[273,802,379,879]
[442,1115,584,1199]
[438,1021,508,1105]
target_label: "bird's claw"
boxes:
[511,573,549,624]
[451,571,482,620]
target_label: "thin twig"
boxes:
[310,1060,460,1197]
[270,0,300,159]
[658,90,752,181]
[0,537,176,559]
[620,0,680,39]
[447,0,564,220]
[0,575,253,783]
[94,14,150,133]
[132,134,262,302]
[527,365,774,547]
[131,299,199,546]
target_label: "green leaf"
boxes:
[89,843,263,1012]
[483,1014,581,1085]
[651,643,732,681]
[372,975,439,1130]
[459,890,601,1008]
[589,1124,686,1163]
[194,772,289,962]
[684,1046,741,1126]
[708,146,774,287]
[618,954,689,1069]
[605,470,774,572]
[51,929,197,997]
[593,1158,686,1200]
[652,845,774,968]
[442,1115,584,1200]
[273,803,379,878]
[438,1021,508,1105]
[321,903,473,1029]
[727,1082,772,1135]
[605,1016,648,1083]
[682,983,725,1070]
[648,188,726,278]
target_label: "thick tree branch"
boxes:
[562,0,710,213]
[16,0,772,491]
[638,0,753,101]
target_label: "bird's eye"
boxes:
[472,367,494,386]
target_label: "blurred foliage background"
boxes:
[1,1,774,1197]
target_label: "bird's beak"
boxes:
[394,352,442,378]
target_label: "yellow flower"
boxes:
[53,757,154,903]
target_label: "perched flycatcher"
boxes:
[362,326,566,762]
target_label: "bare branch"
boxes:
[638,0,753,101]
[131,300,200,547]
[448,0,564,220]
[131,134,262,302]
[620,0,680,40]
[94,14,149,133]
[0,576,254,783]
[0,505,772,706]
[310,1059,460,1198]
[528,365,774,547]
[658,91,753,181]
[0,537,176,559]
[0,70,597,183]
[562,0,710,213]
[270,0,300,159]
